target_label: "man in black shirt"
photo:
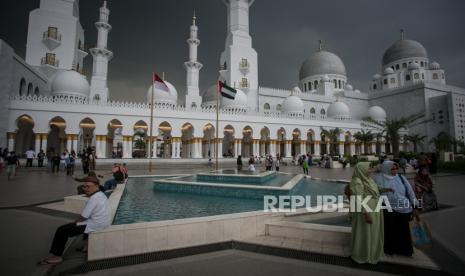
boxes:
[6,151,18,180]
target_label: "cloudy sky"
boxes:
[1,0,465,102]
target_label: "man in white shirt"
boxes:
[38,176,111,265]
[25,148,35,167]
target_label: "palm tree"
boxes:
[430,132,450,152]
[364,113,425,157]
[320,127,342,155]
[353,130,374,154]
[405,133,426,153]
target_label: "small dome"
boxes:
[299,50,346,80]
[51,70,90,99]
[327,101,350,119]
[147,80,178,106]
[383,67,394,75]
[367,106,387,121]
[345,84,353,91]
[430,61,440,70]
[373,74,381,80]
[382,39,428,66]
[354,89,361,93]
[202,84,218,103]
[282,95,304,115]
[221,89,248,109]
[408,63,420,70]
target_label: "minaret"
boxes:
[184,11,203,109]
[219,0,258,111]
[89,1,113,103]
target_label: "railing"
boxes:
[40,56,59,67]
[43,30,61,41]
[10,95,337,121]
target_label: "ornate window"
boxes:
[390,78,396,84]
[27,83,33,96]
[19,78,26,96]
[414,73,420,79]
[373,84,377,90]
[264,103,270,110]
[383,79,388,85]
[402,63,407,68]
[433,73,438,79]
[320,109,326,115]
[406,75,411,81]
[304,83,307,91]
[34,87,39,96]
[310,107,315,114]
[395,64,400,70]
[276,104,282,111]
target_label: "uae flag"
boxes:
[153,73,169,92]
[218,81,237,100]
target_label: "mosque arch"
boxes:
[310,107,316,114]
[320,130,328,155]
[263,103,270,110]
[107,119,123,158]
[292,128,301,157]
[34,87,39,96]
[48,116,67,155]
[181,123,195,158]
[320,108,326,116]
[202,123,215,158]
[15,114,35,154]
[158,121,172,158]
[19,78,26,96]
[78,117,95,154]
[27,83,33,96]
[223,124,235,157]
[276,104,282,111]
[306,129,315,154]
[314,80,318,89]
[242,125,253,157]
[260,127,270,156]
[132,120,148,158]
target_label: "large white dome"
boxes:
[299,50,346,80]
[51,70,90,99]
[327,101,350,119]
[367,106,387,121]
[147,80,178,106]
[282,95,304,116]
[382,39,428,66]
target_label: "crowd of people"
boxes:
[349,158,438,264]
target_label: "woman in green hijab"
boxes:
[350,162,384,264]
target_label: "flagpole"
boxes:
[149,72,155,172]
[216,81,220,171]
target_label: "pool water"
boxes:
[176,173,295,187]
[113,176,346,225]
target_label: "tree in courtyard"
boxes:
[353,130,374,154]
[405,133,426,153]
[364,113,425,158]
[320,127,342,155]
[450,137,465,154]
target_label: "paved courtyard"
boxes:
[0,160,464,275]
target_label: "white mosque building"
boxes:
[1,0,464,160]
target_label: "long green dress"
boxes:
[350,162,384,264]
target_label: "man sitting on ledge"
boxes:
[38,176,111,265]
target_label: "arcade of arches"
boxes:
[7,115,396,158]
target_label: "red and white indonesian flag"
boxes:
[153,73,169,92]
[218,80,237,100]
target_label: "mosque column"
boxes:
[300,140,306,156]
[338,141,345,156]
[7,132,16,152]
[252,139,259,157]
[326,142,331,156]
[176,138,182,158]
[360,143,366,154]
[285,140,292,158]
[96,135,107,158]
[127,136,133,158]
[313,141,321,157]
[171,137,179,158]
[350,142,356,156]
[268,140,276,157]
[35,134,42,152]
[66,135,73,152]
[71,135,78,153]
[150,137,158,158]
[371,142,376,154]
[215,138,223,159]
[236,139,242,156]
[41,134,48,152]
[381,142,386,154]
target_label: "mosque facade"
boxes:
[1,0,464,159]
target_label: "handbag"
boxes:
[409,217,433,249]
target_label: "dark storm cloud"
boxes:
[1,0,465,102]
